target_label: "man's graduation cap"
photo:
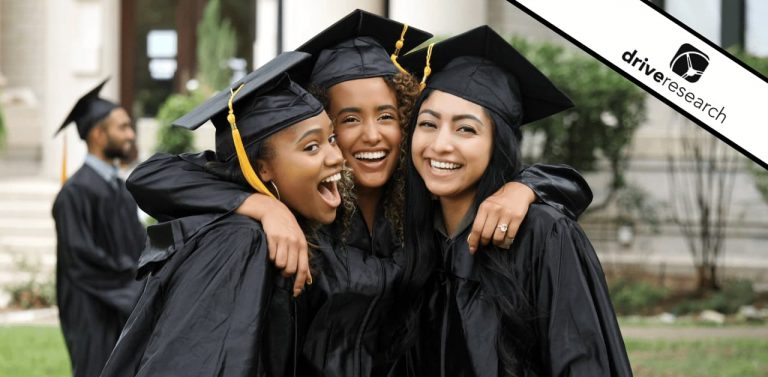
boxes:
[400,26,573,129]
[172,51,324,198]
[55,78,120,140]
[295,9,432,89]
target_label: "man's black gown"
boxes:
[104,151,591,376]
[52,164,146,377]
[413,204,632,376]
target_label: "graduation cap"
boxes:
[295,9,432,89]
[400,26,573,128]
[56,78,120,140]
[172,51,324,198]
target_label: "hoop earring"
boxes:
[269,180,281,200]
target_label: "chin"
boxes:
[316,209,337,225]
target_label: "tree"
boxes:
[667,116,739,291]
[196,0,237,91]
[155,0,237,154]
[510,37,647,210]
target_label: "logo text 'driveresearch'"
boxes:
[622,47,726,125]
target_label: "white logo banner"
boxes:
[507,0,768,169]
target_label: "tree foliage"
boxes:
[155,0,238,154]
[510,37,647,208]
[196,0,237,91]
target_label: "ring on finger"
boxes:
[497,223,509,233]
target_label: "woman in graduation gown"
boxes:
[400,26,633,376]
[99,52,348,376]
[122,11,593,377]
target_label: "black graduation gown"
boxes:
[416,204,632,377]
[51,164,146,377]
[122,152,592,376]
[98,207,408,376]
[99,213,300,377]
[297,208,405,376]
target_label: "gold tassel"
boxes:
[60,134,68,185]
[227,84,276,199]
[390,24,409,75]
[419,43,435,92]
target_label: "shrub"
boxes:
[609,279,668,315]
[154,92,205,154]
[672,279,756,315]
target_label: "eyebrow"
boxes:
[297,121,334,143]
[419,109,441,118]
[335,107,361,117]
[452,114,485,126]
[377,104,397,112]
[297,128,323,143]
[419,109,485,126]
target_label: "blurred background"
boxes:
[0,0,766,376]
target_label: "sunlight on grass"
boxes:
[0,326,70,377]
[627,338,768,377]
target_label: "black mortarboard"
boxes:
[295,9,432,89]
[173,51,324,162]
[56,78,120,140]
[400,26,573,128]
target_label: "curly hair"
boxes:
[310,71,420,243]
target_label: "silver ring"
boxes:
[497,223,508,232]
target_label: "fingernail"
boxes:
[293,289,301,297]
[469,246,476,254]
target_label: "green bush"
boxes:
[154,92,205,154]
[609,279,668,315]
[510,37,647,198]
[672,279,756,315]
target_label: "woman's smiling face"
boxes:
[258,111,345,224]
[327,77,402,191]
[411,90,494,202]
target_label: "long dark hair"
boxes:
[309,72,420,243]
[402,89,540,376]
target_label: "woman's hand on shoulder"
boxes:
[468,182,536,254]
[236,193,311,297]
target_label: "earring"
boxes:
[269,181,281,200]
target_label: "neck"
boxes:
[87,146,112,165]
[356,185,384,233]
[439,189,476,237]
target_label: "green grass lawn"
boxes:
[626,338,768,377]
[0,325,766,376]
[0,326,70,377]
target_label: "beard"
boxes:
[103,137,132,160]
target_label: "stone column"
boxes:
[42,0,122,179]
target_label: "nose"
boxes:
[361,119,382,144]
[126,126,136,141]
[325,144,345,168]
[430,124,454,154]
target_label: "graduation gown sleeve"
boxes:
[126,151,251,221]
[515,164,593,220]
[529,207,632,376]
[100,216,292,377]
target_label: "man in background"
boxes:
[52,78,146,377]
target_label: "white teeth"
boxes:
[354,151,387,160]
[321,173,341,183]
[430,160,461,170]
